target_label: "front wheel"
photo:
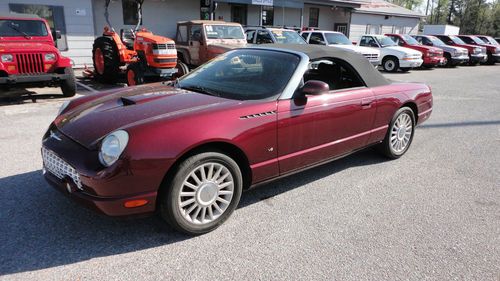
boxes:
[174,61,190,78]
[382,57,399,73]
[160,152,243,235]
[60,67,76,97]
[126,63,144,86]
[378,107,415,159]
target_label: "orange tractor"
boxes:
[92,0,186,86]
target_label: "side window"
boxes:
[304,59,365,91]
[309,32,325,45]
[460,37,473,44]
[176,25,188,44]
[390,36,403,46]
[190,25,202,41]
[439,36,452,44]
[245,30,255,43]
[359,36,376,47]
[256,30,273,44]
[422,37,432,46]
[301,32,309,41]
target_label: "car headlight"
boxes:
[1,54,13,62]
[44,53,56,61]
[99,130,129,167]
[57,100,71,116]
[496,47,500,54]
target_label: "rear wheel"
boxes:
[126,63,144,86]
[378,107,415,159]
[92,37,120,83]
[382,57,399,73]
[160,152,243,235]
[174,61,190,78]
[60,67,76,97]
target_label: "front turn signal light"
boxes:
[124,199,148,208]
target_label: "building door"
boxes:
[231,4,247,25]
[334,23,348,36]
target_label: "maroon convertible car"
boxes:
[42,45,433,234]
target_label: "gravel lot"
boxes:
[0,65,499,280]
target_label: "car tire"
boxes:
[378,107,415,159]
[126,63,144,86]
[160,151,243,235]
[382,57,399,73]
[92,36,120,83]
[486,52,495,65]
[60,67,76,97]
[443,53,454,67]
[400,67,411,72]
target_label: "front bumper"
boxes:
[0,73,71,85]
[470,54,487,63]
[41,126,167,217]
[423,56,445,66]
[492,54,500,62]
[450,55,470,65]
[369,59,381,66]
[399,58,423,68]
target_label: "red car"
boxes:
[434,35,488,65]
[457,35,500,64]
[42,45,433,234]
[0,13,76,97]
[386,34,445,68]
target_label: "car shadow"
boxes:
[0,148,386,275]
[0,94,67,106]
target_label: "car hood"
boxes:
[55,84,239,148]
[327,44,380,55]
[407,44,441,53]
[0,41,57,52]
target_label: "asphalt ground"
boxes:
[0,65,499,280]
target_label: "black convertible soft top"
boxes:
[260,44,390,88]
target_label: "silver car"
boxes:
[413,35,469,67]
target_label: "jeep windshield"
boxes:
[324,33,352,45]
[270,30,306,44]
[177,49,300,100]
[375,36,397,47]
[0,19,48,37]
[204,25,245,40]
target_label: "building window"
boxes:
[231,4,247,25]
[122,0,141,25]
[9,4,68,51]
[309,7,319,28]
[366,24,382,34]
[262,6,274,26]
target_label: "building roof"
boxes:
[0,13,42,19]
[258,44,390,87]
[353,0,424,18]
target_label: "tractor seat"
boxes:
[120,29,135,50]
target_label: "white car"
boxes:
[301,31,381,66]
[358,34,423,72]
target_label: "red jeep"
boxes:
[0,14,75,97]
[386,34,445,68]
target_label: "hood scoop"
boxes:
[119,91,175,106]
[120,97,136,106]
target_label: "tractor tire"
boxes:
[126,63,144,86]
[175,61,190,78]
[92,36,120,84]
[60,67,76,97]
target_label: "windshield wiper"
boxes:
[180,85,220,97]
[8,22,31,39]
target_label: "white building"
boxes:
[1,0,423,67]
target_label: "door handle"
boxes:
[361,99,373,107]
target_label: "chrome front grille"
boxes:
[152,43,176,50]
[363,53,379,60]
[42,147,82,190]
[16,53,45,74]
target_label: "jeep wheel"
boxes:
[60,67,76,97]
[382,57,399,73]
[126,63,144,86]
[175,61,190,78]
[92,37,120,83]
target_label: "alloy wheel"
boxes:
[390,112,413,153]
[177,162,234,225]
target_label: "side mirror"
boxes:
[370,41,378,47]
[300,80,329,96]
[53,30,62,40]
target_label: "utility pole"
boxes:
[436,0,441,24]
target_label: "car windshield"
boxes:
[428,36,446,46]
[449,36,466,44]
[481,36,499,45]
[270,30,306,44]
[204,25,245,39]
[470,36,486,44]
[402,34,420,45]
[375,36,397,47]
[177,49,300,100]
[0,19,48,37]
[324,33,352,45]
